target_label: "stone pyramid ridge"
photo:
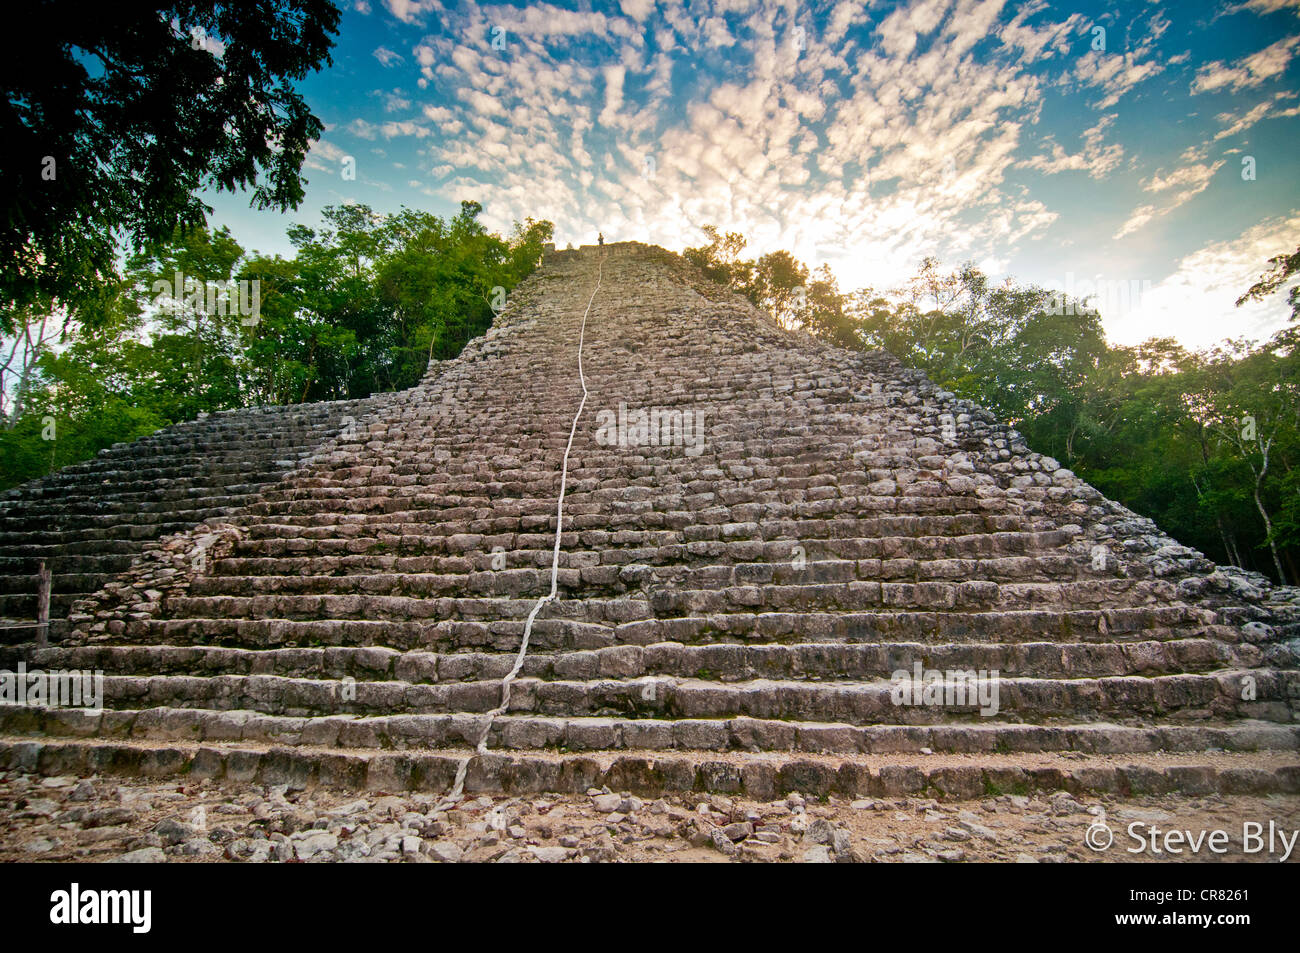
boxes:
[0,240,1296,800]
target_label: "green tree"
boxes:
[1237,245,1300,321]
[0,201,553,490]
[126,225,251,419]
[683,226,751,290]
[0,1,340,319]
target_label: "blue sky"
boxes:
[206,0,1300,350]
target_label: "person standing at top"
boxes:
[598,232,604,246]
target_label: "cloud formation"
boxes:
[293,0,1300,346]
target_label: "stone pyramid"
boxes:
[0,399,384,635]
[1,242,1297,801]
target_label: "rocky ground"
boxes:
[2,768,1297,863]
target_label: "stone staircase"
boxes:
[1,242,1297,801]
[0,397,389,641]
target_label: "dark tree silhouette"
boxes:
[0,1,341,325]
[1237,245,1300,322]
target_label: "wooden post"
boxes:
[36,560,51,649]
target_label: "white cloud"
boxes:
[355,0,1296,320]
[824,0,866,45]
[1191,34,1300,93]
[1114,204,1158,240]
[1071,12,1169,109]
[380,120,434,138]
[346,117,434,140]
[1111,211,1300,347]
[384,0,439,24]
[598,65,626,127]
[700,17,736,48]
[1213,92,1300,139]
[1113,148,1225,238]
[1234,0,1300,12]
[1144,149,1224,201]
[347,118,378,140]
[400,0,1104,284]
[1020,114,1124,179]
[303,139,350,173]
[619,0,655,23]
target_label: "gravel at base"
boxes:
[2,768,1297,863]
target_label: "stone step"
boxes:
[0,539,139,558]
[6,459,296,488]
[0,490,277,526]
[11,447,322,485]
[4,635,1230,683]
[0,571,116,596]
[224,527,1074,560]
[0,504,257,542]
[186,555,1089,602]
[237,504,1039,538]
[614,608,1226,645]
[13,449,320,485]
[159,577,1189,624]
[645,579,1184,614]
[0,396,390,623]
[0,591,88,618]
[159,593,650,624]
[202,535,1087,580]
[241,487,1024,519]
[13,459,312,492]
[0,554,135,574]
[5,705,1298,757]
[114,607,1225,652]
[25,668,1295,724]
[119,615,615,650]
[4,736,1297,799]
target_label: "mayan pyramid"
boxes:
[1,242,1297,801]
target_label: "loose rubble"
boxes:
[1,769,1296,864]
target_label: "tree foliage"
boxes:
[0,203,552,490]
[0,1,340,320]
